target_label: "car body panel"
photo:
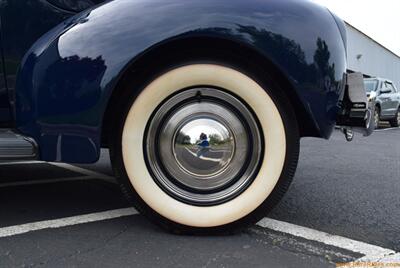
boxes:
[384,82,400,117]
[0,0,347,163]
[380,82,393,117]
[0,0,79,126]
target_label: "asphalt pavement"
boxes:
[270,127,400,251]
[0,127,399,267]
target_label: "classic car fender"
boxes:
[15,0,347,163]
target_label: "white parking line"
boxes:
[375,127,400,132]
[0,207,397,262]
[184,148,224,163]
[48,162,115,181]
[0,162,116,188]
[257,218,397,261]
[0,208,137,238]
[363,253,400,262]
[0,161,115,182]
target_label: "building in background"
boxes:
[346,22,400,88]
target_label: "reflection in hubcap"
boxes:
[145,88,263,205]
[174,118,235,177]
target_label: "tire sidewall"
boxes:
[390,108,400,127]
[375,107,380,129]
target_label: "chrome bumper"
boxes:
[336,72,375,138]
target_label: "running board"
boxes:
[0,129,38,160]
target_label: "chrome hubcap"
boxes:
[145,88,263,205]
[173,117,236,180]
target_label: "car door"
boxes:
[393,84,400,112]
[379,81,393,118]
[386,82,400,116]
[378,82,390,118]
[0,0,105,126]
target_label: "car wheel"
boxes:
[374,107,380,129]
[110,63,299,234]
[389,108,400,128]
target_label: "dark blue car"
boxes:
[0,0,373,233]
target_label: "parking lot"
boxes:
[0,128,399,267]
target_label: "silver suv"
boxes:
[364,78,400,128]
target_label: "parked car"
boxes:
[364,78,400,128]
[0,0,372,234]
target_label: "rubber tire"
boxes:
[374,106,380,129]
[389,108,400,127]
[109,56,299,235]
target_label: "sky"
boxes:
[313,0,400,56]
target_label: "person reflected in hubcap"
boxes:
[196,133,210,157]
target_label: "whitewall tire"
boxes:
[111,63,299,233]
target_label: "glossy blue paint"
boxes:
[3,0,347,163]
[46,0,103,13]
[0,20,10,125]
[0,0,77,126]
